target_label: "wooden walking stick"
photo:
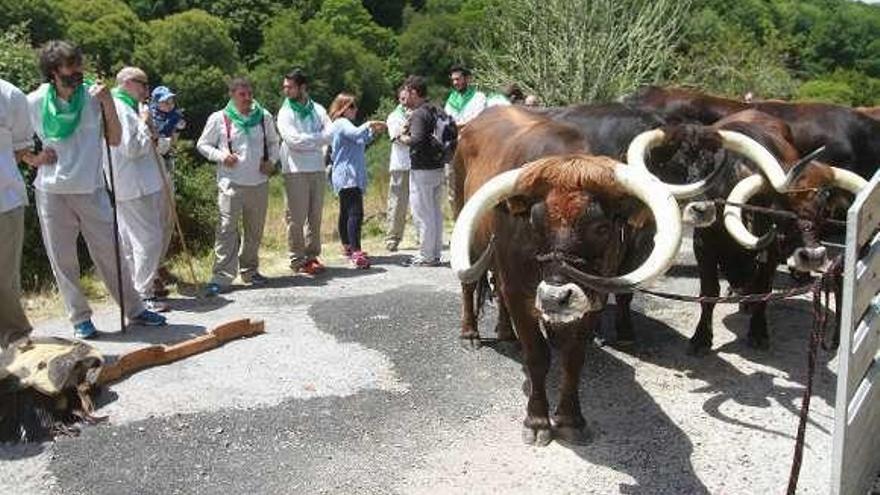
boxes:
[99,101,126,333]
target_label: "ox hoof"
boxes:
[746,334,770,350]
[553,425,593,446]
[459,332,482,350]
[522,427,552,447]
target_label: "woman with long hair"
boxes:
[327,93,386,268]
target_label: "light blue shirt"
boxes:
[330,117,374,194]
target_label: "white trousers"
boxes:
[409,168,445,261]
[35,189,144,325]
[118,191,165,299]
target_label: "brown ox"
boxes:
[857,106,880,121]
[450,106,682,445]
[626,109,865,352]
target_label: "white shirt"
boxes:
[103,97,163,202]
[197,108,280,188]
[386,106,411,172]
[28,83,105,194]
[0,79,32,213]
[486,93,512,107]
[444,90,488,126]
[277,99,332,174]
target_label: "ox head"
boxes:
[450,155,682,324]
[723,156,866,272]
[627,127,791,202]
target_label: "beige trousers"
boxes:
[283,172,325,268]
[118,191,165,299]
[35,189,145,325]
[211,182,269,285]
[0,206,32,347]
[384,170,410,246]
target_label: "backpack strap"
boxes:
[222,113,233,154]
[260,115,268,162]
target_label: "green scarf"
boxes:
[446,87,476,113]
[392,104,405,118]
[286,97,315,120]
[224,100,265,134]
[41,83,89,141]
[111,87,139,111]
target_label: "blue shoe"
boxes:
[204,283,221,297]
[73,320,98,340]
[130,309,167,327]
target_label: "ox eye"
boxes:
[593,223,611,237]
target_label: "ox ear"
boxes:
[503,194,532,216]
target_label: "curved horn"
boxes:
[558,162,683,292]
[450,169,522,283]
[717,130,788,191]
[829,167,867,195]
[723,174,777,250]
[627,129,713,199]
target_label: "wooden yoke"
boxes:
[97,319,265,385]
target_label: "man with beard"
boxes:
[24,41,166,339]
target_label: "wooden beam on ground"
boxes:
[97,319,265,385]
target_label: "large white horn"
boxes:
[450,168,522,283]
[559,163,683,291]
[830,167,867,195]
[723,174,776,250]
[718,130,788,191]
[627,129,711,200]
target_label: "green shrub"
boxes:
[170,140,220,254]
[796,79,857,105]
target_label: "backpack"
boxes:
[431,107,458,163]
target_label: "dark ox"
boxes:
[626,109,865,352]
[622,86,880,179]
[450,106,682,445]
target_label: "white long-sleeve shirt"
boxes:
[386,106,411,172]
[28,83,105,194]
[103,98,163,202]
[276,100,332,173]
[444,90,488,126]
[197,108,280,189]
[0,79,32,213]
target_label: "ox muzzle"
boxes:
[535,280,604,324]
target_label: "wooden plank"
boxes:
[840,355,880,495]
[852,233,880,321]
[855,171,880,248]
[845,295,880,403]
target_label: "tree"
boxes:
[362,0,407,30]
[0,0,66,45]
[0,26,41,92]
[56,0,147,76]
[397,11,468,88]
[251,10,390,118]
[474,0,691,105]
[134,9,241,134]
[316,0,396,56]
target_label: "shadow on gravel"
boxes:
[96,323,206,346]
[0,441,48,461]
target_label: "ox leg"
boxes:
[745,257,777,350]
[506,291,552,446]
[459,282,481,349]
[691,239,719,355]
[494,290,516,341]
[615,293,635,345]
[552,314,595,446]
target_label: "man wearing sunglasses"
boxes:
[104,66,170,313]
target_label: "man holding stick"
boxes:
[23,41,166,339]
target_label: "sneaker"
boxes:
[406,256,441,267]
[73,320,98,340]
[144,298,170,313]
[350,251,371,269]
[243,272,269,286]
[298,258,325,275]
[204,283,221,297]
[130,309,167,327]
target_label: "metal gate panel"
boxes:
[831,170,880,495]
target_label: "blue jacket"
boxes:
[330,118,374,194]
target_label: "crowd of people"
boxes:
[0,40,535,345]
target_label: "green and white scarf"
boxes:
[111,87,139,111]
[286,97,316,121]
[446,87,476,113]
[41,83,89,141]
[392,104,405,118]
[224,100,265,134]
